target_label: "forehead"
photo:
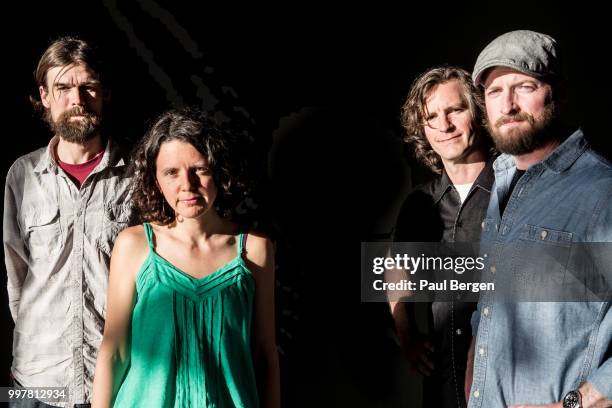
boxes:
[483,67,540,88]
[425,80,466,106]
[46,63,100,86]
[157,140,206,162]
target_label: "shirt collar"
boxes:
[33,136,126,174]
[430,156,495,204]
[493,128,588,174]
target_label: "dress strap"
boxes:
[237,232,248,257]
[143,223,155,250]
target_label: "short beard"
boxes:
[47,106,102,144]
[486,102,557,156]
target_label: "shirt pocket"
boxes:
[512,224,573,288]
[22,206,62,260]
[97,202,132,255]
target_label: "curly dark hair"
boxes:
[401,66,490,174]
[130,108,249,225]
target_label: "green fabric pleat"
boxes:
[113,223,258,407]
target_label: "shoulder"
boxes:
[243,231,273,268]
[572,148,612,192]
[6,147,47,180]
[114,225,148,254]
[398,178,440,213]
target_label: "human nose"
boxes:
[500,89,518,115]
[68,87,85,106]
[428,113,454,132]
[178,170,199,190]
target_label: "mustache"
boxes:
[494,112,534,128]
[60,106,99,120]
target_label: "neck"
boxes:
[512,139,560,170]
[442,149,487,185]
[56,134,105,164]
[170,209,230,244]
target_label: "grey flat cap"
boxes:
[472,30,560,86]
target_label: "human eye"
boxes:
[485,87,501,97]
[424,112,437,122]
[163,168,177,177]
[517,83,536,93]
[195,166,211,175]
[86,83,101,93]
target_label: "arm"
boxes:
[92,227,146,408]
[465,336,476,404]
[507,382,611,408]
[246,233,281,408]
[507,189,612,408]
[388,300,434,376]
[3,166,28,321]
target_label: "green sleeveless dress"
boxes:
[113,223,259,407]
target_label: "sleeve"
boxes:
[3,164,29,321]
[585,301,612,398]
[587,353,612,398]
[470,306,481,335]
[584,184,612,398]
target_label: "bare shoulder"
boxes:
[244,231,274,268]
[114,225,148,252]
[109,225,150,282]
[113,225,149,259]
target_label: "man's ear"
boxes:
[39,85,50,109]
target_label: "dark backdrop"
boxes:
[2,3,609,407]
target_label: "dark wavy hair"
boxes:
[401,66,490,174]
[130,108,249,225]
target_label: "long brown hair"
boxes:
[401,66,490,174]
[31,36,107,112]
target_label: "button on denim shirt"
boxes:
[3,137,134,406]
[468,129,612,407]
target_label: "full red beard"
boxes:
[486,102,557,156]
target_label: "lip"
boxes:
[437,134,462,143]
[499,120,524,128]
[179,197,201,204]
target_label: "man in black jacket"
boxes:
[391,66,494,408]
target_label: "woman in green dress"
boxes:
[92,108,280,407]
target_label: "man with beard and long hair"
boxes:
[3,36,134,407]
[464,31,612,408]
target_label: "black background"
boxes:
[2,2,610,407]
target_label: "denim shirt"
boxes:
[468,129,612,407]
[3,137,135,406]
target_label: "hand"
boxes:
[509,382,611,408]
[401,338,435,377]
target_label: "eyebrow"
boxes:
[53,80,101,88]
[425,102,466,115]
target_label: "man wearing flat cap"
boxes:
[465,30,612,408]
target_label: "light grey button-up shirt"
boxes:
[3,136,134,406]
